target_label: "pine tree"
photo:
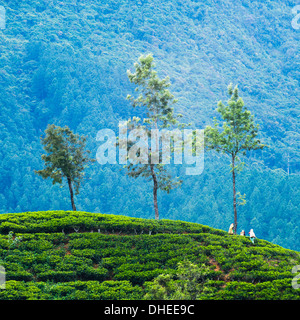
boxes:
[205,84,266,234]
[35,124,94,211]
[122,54,186,220]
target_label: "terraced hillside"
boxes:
[0,211,299,300]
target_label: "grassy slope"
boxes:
[0,211,299,300]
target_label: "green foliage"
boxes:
[205,84,265,158]
[0,280,143,300]
[0,211,226,235]
[35,124,94,193]
[35,124,94,210]
[144,260,216,300]
[0,211,299,300]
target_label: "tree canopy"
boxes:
[35,124,94,211]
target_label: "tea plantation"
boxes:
[0,211,299,300]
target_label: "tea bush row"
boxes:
[0,211,227,236]
[214,279,299,300]
[0,280,144,300]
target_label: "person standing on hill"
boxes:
[228,223,234,235]
[249,229,256,243]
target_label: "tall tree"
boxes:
[205,84,265,234]
[123,54,185,220]
[35,124,94,211]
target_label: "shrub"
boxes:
[216,282,256,300]
[6,270,33,282]
[76,266,108,281]
[0,281,47,300]
[38,271,76,282]
[115,269,167,285]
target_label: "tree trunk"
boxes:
[287,152,290,176]
[232,155,237,234]
[67,177,77,211]
[150,164,159,220]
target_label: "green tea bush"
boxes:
[85,281,144,300]
[102,256,130,269]
[71,249,100,261]
[115,269,167,285]
[20,239,53,252]
[0,211,228,236]
[38,271,76,282]
[6,270,33,282]
[0,281,48,300]
[76,266,108,281]
[217,281,256,300]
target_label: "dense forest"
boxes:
[0,0,299,250]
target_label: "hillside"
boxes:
[0,211,299,300]
[0,0,299,251]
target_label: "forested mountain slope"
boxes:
[0,0,299,249]
[0,211,299,300]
